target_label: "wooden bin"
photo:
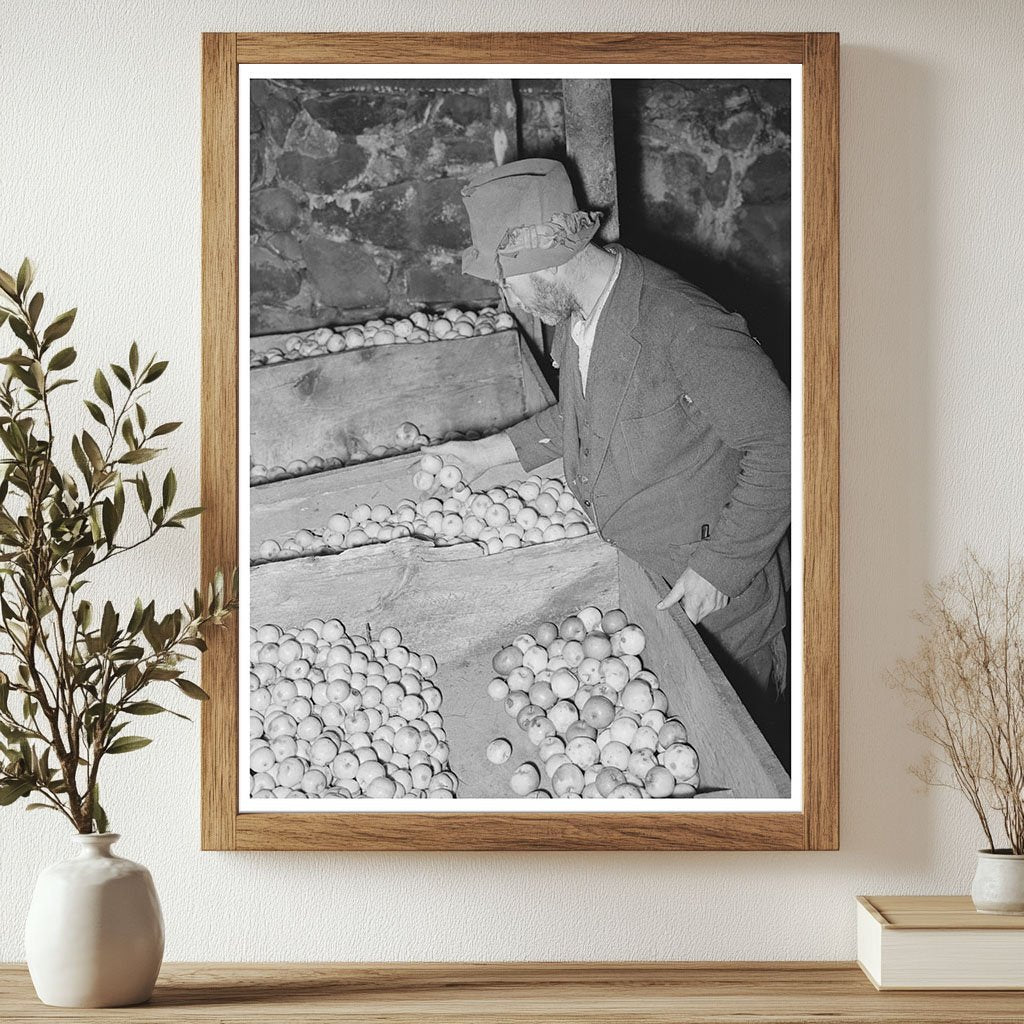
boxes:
[249,533,790,801]
[250,450,522,561]
[249,329,552,470]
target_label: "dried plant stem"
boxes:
[895,551,1024,854]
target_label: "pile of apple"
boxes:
[251,453,348,485]
[484,606,701,799]
[250,306,516,367]
[250,423,482,485]
[255,456,595,563]
[249,618,459,800]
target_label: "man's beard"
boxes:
[519,276,579,325]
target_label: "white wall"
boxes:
[2,0,1022,962]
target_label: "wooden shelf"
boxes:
[3,962,1023,1022]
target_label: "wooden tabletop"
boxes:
[2,962,1023,1023]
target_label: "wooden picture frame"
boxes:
[201,32,839,851]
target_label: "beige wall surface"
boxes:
[1,0,1022,961]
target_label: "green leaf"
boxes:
[83,701,114,728]
[169,507,203,524]
[150,421,181,438]
[129,342,139,375]
[124,700,188,720]
[91,785,108,834]
[105,735,152,755]
[118,448,157,465]
[0,722,27,742]
[176,679,209,701]
[93,369,113,408]
[110,363,131,389]
[83,400,106,427]
[43,308,77,344]
[124,700,165,715]
[71,435,92,481]
[27,292,43,328]
[110,645,144,661]
[9,317,32,345]
[142,360,168,383]
[81,431,105,471]
[0,351,33,366]
[127,598,147,635]
[101,498,117,546]
[62,470,80,500]
[162,468,176,508]
[25,803,61,813]
[121,418,137,449]
[0,269,18,300]
[135,473,152,513]
[0,779,33,805]
[76,600,93,630]
[100,601,117,646]
[48,346,77,371]
[16,258,34,298]
[148,666,181,680]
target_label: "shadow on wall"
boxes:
[836,47,936,872]
[610,79,792,386]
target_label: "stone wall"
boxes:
[250,77,791,376]
[249,79,506,334]
[612,79,792,380]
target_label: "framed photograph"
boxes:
[201,32,838,850]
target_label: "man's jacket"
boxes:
[507,245,791,600]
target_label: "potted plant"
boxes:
[895,550,1024,913]
[0,259,236,1005]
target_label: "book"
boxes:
[857,895,1024,990]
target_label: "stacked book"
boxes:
[857,895,1024,989]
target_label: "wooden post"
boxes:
[488,80,549,366]
[486,80,518,165]
[562,78,619,243]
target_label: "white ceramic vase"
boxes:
[971,850,1024,915]
[25,833,164,1007]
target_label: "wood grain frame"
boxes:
[201,32,839,851]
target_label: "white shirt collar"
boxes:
[572,250,622,339]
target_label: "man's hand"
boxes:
[422,433,520,486]
[657,567,729,624]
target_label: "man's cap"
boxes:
[460,158,601,282]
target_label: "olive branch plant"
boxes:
[894,550,1024,854]
[0,259,236,833]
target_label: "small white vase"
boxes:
[971,849,1024,915]
[25,833,164,1007]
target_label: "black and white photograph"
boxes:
[241,66,801,810]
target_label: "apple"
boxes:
[552,762,585,796]
[419,453,444,475]
[599,740,631,771]
[486,738,512,765]
[581,695,615,729]
[662,743,700,781]
[620,679,655,714]
[510,762,541,796]
[493,645,524,676]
